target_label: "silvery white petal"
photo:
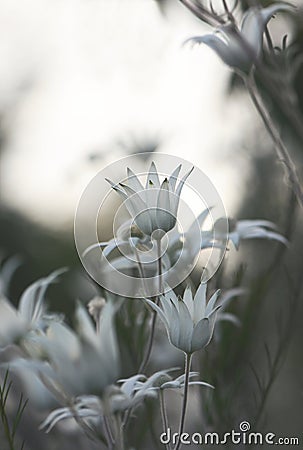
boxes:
[82,241,110,258]
[189,381,215,389]
[241,4,293,57]
[193,282,207,322]
[0,299,27,346]
[177,300,194,353]
[191,318,211,352]
[19,268,67,324]
[40,407,73,433]
[172,166,194,214]
[205,289,220,316]
[146,161,160,188]
[169,164,182,191]
[218,312,241,327]
[168,300,181,349]
[237,219,277,230]
[75,303,96,347]
[0,256,22,297]
[186,34,249,70]
[120,374,146,397]
[106,178,128,201]
[167,289,179,310]
[98,301,119,370]
[144,298,169,329]
[126,167,145,192]
[159,295,174,325]
[183,286,194,319]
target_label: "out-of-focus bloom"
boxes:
[217,219,288,250]
[40,368,213,433]
[24,300,120,398]
[0,269,66,348]
[185,4,293,72]
[145,282,222,354]
[106,162,193,237]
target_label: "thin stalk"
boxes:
[174,353,192,450]
[138,238,163,374]
[245,75,303,208]
[103,416,115,450]
[160,390,171,450]
[179,0,224,27]
[115,413,125,450]
[124,238,164,430]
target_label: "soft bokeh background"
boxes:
[0,0,303,449]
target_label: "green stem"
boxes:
[174,353,192,450]
[160,390,171,450]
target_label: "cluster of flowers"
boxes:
[0,162,287,449]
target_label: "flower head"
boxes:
[145,282,221,354]
[0,268,66,348]
[106,162,193,237]
[185,4,293,72]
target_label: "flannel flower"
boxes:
[106,162,193,237]
[185,4,293,72]
[0,268,65,348]
[40,369,213,433]
[145,282,223,354]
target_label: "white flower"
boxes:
[0,269,66,348]
[26,300,120,398]
[131,369,214,392]
[185,4,293,72]
[217,219,288,250]
[106,162,193,237]
[145,282,222,354]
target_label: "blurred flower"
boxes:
[40,368,213,433]
[145,282,222,354]
[185,4,293,72]
[0,269,66,348]
[216,219,288,250]
[106,162,193,237]
[24,300,120,398]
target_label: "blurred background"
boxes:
[0,0,303,448]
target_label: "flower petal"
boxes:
[169,164,182,191]
[183,286,194,319]
[205,289,220,316]
[241,4,293,57]
[126,167,144,192]
[177,300,194,353]
[193,282,207,322]
[191,318,211,352]
[146,161,160,188]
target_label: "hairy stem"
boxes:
[138,238,163,374]
[245,75,303,208]
[160,390,171,450]
[174,353,192,450]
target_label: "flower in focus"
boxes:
[185,4,293,72]
[145,282,222,354]
[106,162,193,237]
[132,369,214,393]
